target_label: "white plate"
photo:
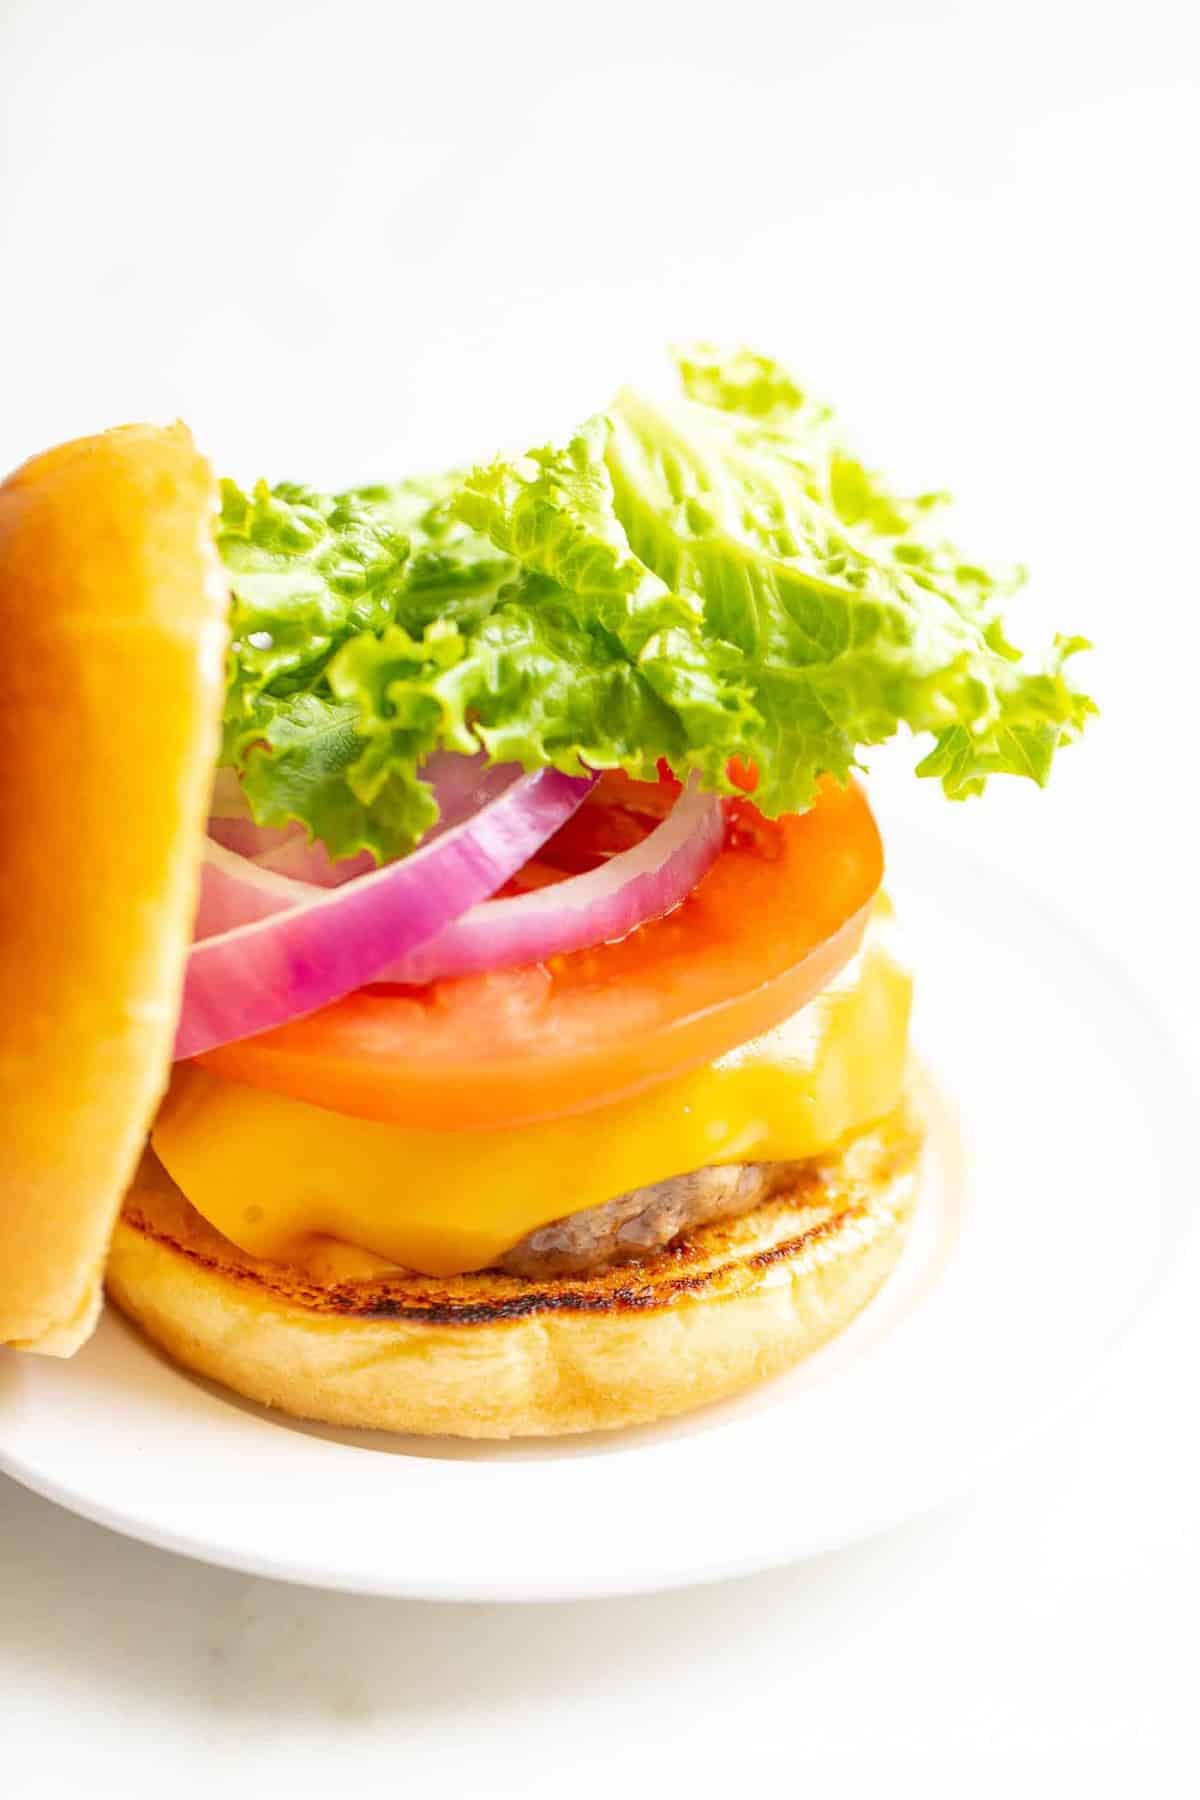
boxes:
[0,830,1190,1602]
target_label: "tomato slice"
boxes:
[198,777,883,1130]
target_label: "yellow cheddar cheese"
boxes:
[152,903,912,1278]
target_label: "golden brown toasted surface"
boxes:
[106,1101,924,1436]
[0,425,226,1356]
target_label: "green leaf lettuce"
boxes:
[216,347,1093,860]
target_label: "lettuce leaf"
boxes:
[217,348,1093,860]
[218,475,520,860]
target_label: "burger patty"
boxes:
[497,1160,806,1278]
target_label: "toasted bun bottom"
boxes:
[105,1103,923,1437]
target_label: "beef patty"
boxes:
[497,1160,806,1278]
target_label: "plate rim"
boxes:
[2,829,1194,1602]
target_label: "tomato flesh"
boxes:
[198,776,884,1130]
[491,771,676,896]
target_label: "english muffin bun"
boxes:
[0,426,226,1355]
[106,1102,923,1437]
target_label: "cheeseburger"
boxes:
[0,348,1091,1435]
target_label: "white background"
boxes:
[2,0,1199,1790]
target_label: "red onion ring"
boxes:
[176,767,592,1060]
[245,833,375,887]
[205,754,526,891]
[197,753,532,933]
[376,778,725,985]
[196,774,723,989]
[205,815,373,888]
[193,839,316,939]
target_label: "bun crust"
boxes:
[0,426,226,1355]
[106,1105,923,1436]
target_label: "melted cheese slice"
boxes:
[152,904,912,1278]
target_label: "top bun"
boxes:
[0,424,226,1355]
